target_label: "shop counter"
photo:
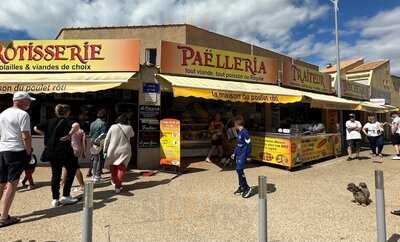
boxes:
[251,132,342,170]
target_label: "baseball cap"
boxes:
[349,113,355,118]
[13,91,36,101]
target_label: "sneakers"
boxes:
[205,157,212,163]
[392,156,400,160]
[60,196,78,205]
[234,187,244,196]
[242,187,253,198]
[115,187,123,194]
[391,210,400,216]
[92,177,103,184]
[51,199,60,208]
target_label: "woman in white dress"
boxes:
[103,114,135,193]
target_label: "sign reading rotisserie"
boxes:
[161,41,278,83]
[0,39,140,72]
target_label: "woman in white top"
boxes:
[103,113,135,193]
[363,114,385,160]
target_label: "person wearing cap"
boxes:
[345,113,362,161]
[390,112,400,159]
[0,91,34,227]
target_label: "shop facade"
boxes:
[1,24,392,170]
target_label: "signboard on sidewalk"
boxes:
[161,41,278,84]
[0,39,140,72]
[160,119,181,167]
[139,105,160,148]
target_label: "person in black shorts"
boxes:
[0,91,34,227]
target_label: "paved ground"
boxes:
[1,147,400,242]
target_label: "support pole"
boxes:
[375,170,386,242]
[82,182,94,242]
[258,176,267,242]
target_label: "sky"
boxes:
[0,0,399,74]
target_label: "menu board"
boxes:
[138,105,160,148]
[294,136,335,162]
[160,119,181,167]
[251,136,293,167]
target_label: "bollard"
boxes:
[375,170,386,242]
[83,182,94,242]
[259,176,267,242]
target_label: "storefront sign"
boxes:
[160,119,181,167]
[295,135,335,162]
[173,87,303,104]
[340,79,370,100]
[139,105,160,148]
[251,136,294,167]
[283,63,332,94]
[143,83,160,103]
[0,39,140,72]
[0,82,120,93]
[161,41,278,83]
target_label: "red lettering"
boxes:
[67,45,87,64]
[233,57,243,71]
[5,46,17,62]
[55,45,68,60]
[28,43,34,60]
[0,45,8,64]
[244,59,252,73]
[44,45,55,61]
[177,46,194,66]
[84,42,89,60]
[90,44,104,60]
[216,54,224,68]
[32,45,44,61]
[258,61,266,74]
[17,45,28,61]
[192,51,203,66]
[225,56,233,69]
[204,51,213,67]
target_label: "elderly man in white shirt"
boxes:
[345,113,362,161]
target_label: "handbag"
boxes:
[40,118,65,162]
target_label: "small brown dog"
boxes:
[347,183,372,206]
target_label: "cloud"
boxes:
[0,0,328,42]
[286,6,400,74]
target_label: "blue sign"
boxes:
[143,83,160,93]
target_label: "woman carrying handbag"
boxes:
[103,113,135,194]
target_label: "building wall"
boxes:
[58,25,187,66]
[370,63,400,106]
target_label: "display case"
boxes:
[180,122,210,157]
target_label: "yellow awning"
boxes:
[0,72,136,93]
[301,91,361,110]
[156,74,304,104]
[358,102,389,113]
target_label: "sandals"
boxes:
[0,216,21,228]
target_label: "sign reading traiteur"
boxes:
[0,39,140,72]
[161,41,278,84]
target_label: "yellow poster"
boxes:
[160,119,181,167]
[251,136,293,167]
[297,136,334,162]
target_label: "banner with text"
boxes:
[282,63,332,94]
[340,79,370,100]
[161,41,278,84]
[0,39,140,72]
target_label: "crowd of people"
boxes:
[2,91,400,227]
[0,92,136,227]
[345,112,400,162]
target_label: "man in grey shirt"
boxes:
[88,109,107,182]
[0,92,34,227]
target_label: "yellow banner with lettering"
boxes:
[172,87,303,104]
